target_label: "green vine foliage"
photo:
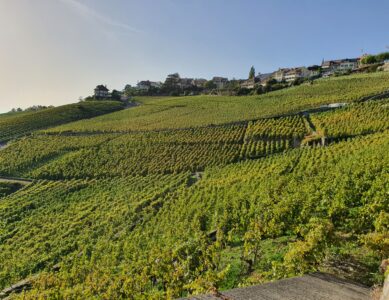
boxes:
[45,73,389,133]
[0,101,124,143]
[0,131,387,298]
[0,73,388,298]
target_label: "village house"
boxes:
[257,73,273,86]
[273,68,289,82]
[178,78,194,89]
[307,65,321,77]
[94,85,110,99]
[192,78,207,88]
[240,77,260,89]
[136,80,162,91]
[284,68,304,82]
[273,67,311,82]
[164,74,211,90]
[339,59,359,71]
[321,58,359,75]
[164,73,181,88]
[212,77,229,89]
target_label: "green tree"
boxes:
[361,55,377,65]
[376,52,389,62]
[123,84,135,96]
[249,66,256,79]
[111,89,121,101]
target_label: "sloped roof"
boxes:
[95,85,109,91]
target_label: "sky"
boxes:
[0,0,388,112]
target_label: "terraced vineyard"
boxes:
[245,115,308,139]
[311,99,389,139]
[44,72,389,133]
[0,132,387,299]
[1,117,309,179]
[0,72,388,299]
[0,101,124,142]
[0,135,118,177]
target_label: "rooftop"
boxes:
[95,85,109,91]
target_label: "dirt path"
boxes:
[0,176,32,185]
[181,273,370,300]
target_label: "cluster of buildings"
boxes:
[93,85,129,101]
[135,73,228,91]
[269,58,361,83]
[321,58,360,77]
[94,56,369,98]
[136,80,162,91]
[272,66,318,83]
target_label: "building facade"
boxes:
[192,78,207,88]
[137,81,162,91]
[274,67,311,82]
[212,77,229,89]
[94,85,110,98]
[321,58,360,74]
[240,77,260,89]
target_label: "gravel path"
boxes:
[181,273,370,300]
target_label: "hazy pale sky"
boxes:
[0,0,388,112]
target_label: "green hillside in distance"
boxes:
[0,101,124,143]
[45,72,389,133]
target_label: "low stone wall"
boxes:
[379,259,389,300]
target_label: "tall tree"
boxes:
[249,66,255,79]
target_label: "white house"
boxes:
[274,67,311,82]
[321,58,359,74]
[240,77,261,89]
[94,85,110,98]
[273,68,289,82]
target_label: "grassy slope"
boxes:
[0,101,124,142]
[45,72,389,133]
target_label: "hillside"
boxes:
[0,73,388,299]
[0,101,124,143]
[43,72,389,133]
